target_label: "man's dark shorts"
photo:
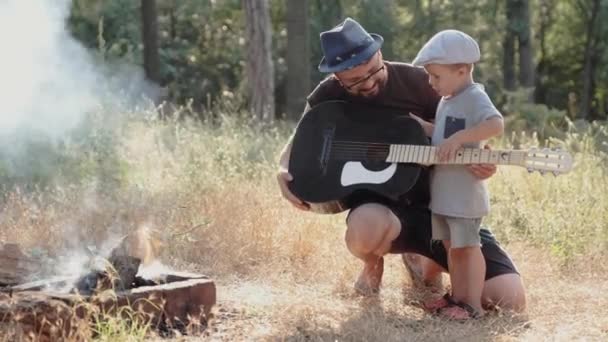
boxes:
[347,198,519,280]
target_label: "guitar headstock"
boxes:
[524,148,573,175]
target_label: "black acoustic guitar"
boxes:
[288,101,572,214]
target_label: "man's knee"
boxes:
[483,274,527,312]
[345,204,400,255]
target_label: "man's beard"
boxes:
[358,79,385,99]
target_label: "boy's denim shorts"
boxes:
[431,213,482,248]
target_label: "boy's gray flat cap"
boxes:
[412,30,480,66]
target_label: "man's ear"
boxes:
[333,73,344,86]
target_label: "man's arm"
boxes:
[278,101,311,170]
[276,103,311,210]
[466,146,497,179]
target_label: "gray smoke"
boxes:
[0,0,167,285]
[0,0,158,139]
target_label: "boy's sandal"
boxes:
[422,293,454,313]
[438,301,483,321]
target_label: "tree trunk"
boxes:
[517,0,535,89]
[534,0,553,103]
[286,0,310,121]
[141,0,161,84]
[242,0,275,123]
[503,0,517,91]
[579,0,601,119]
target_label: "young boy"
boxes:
[410,30,504,319]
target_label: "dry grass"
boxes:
[1,112,607,341]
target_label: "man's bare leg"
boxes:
[402,253,444,290]
[482,273,526,312]
[345,203,401,295]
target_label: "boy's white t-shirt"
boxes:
[430,83,502,218]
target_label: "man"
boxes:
[276,18,525,316]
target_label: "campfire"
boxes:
[0,228,216,341]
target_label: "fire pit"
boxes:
[0,237,216,341]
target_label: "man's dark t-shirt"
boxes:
[305,61,441,209]
[302,62,519,279]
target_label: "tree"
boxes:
[503,0,534,93]
[309,0,343,85]
[503,1,517,91]
[141,0,161,84]
[242,0,275,123]
[286,0,310,121]
[534,0,554,103]
[517,0,535,88]
[579,0,602,119]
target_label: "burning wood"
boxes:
[0,229,216,339]
[73,227,161,294]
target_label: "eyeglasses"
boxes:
[341,56,385,90]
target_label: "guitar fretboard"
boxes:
[386,144,527,166]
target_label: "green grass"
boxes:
[1,105,606,340]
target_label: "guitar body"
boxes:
[288,101,429,214]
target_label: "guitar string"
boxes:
[330,143,543,158]
[329,146,522,165]
[330,142,561,160]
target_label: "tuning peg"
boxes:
[552,171,559,177]
[527,168,534,173]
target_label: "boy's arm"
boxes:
[409,113,434,137]
[437,116,503,162]
[451,116,504,144]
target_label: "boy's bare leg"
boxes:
[450,246,486,315]
[345,203,401,295]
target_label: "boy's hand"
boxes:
[436,133,463,162]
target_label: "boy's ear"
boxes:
[458,65,470,75]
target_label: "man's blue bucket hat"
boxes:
[318,18,384,73]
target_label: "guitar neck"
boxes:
[386,144,527,167]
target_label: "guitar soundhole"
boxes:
[362,144,390,171]
[367,146,388,161]
[331,141,389,162]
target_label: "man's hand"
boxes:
[466,144,497,180]
[277,167,310,211]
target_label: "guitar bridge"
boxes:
[319,126,335,174]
